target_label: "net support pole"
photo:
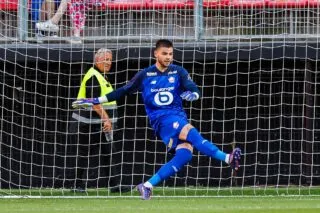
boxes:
[303,61,314,185]
[194,0,203,41]
[18,0,28,41]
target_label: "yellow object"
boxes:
[77,67,116,106]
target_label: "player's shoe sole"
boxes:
[229,148,241,171]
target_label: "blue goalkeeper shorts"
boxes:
[155,115,189,151]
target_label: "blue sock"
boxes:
[186,128,226,161]
[148,148,192,187]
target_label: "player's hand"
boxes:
[102,120,112,132]
[72,98,100,109]
[180,91,199,101]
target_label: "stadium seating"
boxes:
[229,0,266,8]
[1,0,319,12]
[267,0,308,8]
[146,0,194,9]
[105,0,147,9]
[203,0,230,7]
[0,0,18,10]
[307,0,320,7]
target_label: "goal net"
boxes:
[0,0,319,197]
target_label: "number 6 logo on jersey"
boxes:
[154,91,173,106]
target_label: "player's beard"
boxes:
[159,60,171,69]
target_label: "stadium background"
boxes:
[0,0,320,191]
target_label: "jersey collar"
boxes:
[154,64,172,74]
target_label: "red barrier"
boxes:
[203,0,230,8]
[1,0,317,12]
[0,0,18,11]
[105,0,147,9]
[146,0,193,9]
[307,0,320,7]
[230,0,266,8]
[267,0,308,8]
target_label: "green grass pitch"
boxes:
[0,197,319,213]
[0,188,319,213]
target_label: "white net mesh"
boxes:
[0,0,320,197]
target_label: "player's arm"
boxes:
[72,70,144,108]
[99,70,144,103]
[179,68,201,101]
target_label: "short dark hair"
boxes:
[155,39,173,49]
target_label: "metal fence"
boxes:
[1,2,320,42]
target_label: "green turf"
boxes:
[0,197,319,213]
[0,187,320,212]
[1,187,320,197]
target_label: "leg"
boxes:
[96,129,115,190]
[137,143,193,200]
[68,0,86,37]
[180,124,241,170]
[180,124,228,162]
[35,0,68,33]
[40,0,46,21]
[31,0,44,23]
[42,0,56,20]
[86,124,105,189]
[51,0,68,24]
[75,131,90,190]
[74,123,100,191]
[68,120,88,192]
[102,122,132,193]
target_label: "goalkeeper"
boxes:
[72,40,241,200]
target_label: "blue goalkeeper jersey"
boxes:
[106,64,200,129]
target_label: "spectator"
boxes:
[31,0,61,37]
[36,0,105,43]
[69,48,132,193]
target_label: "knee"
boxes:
[175,145,193,166]
[179,124,194,140]
[176,142,193,153]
